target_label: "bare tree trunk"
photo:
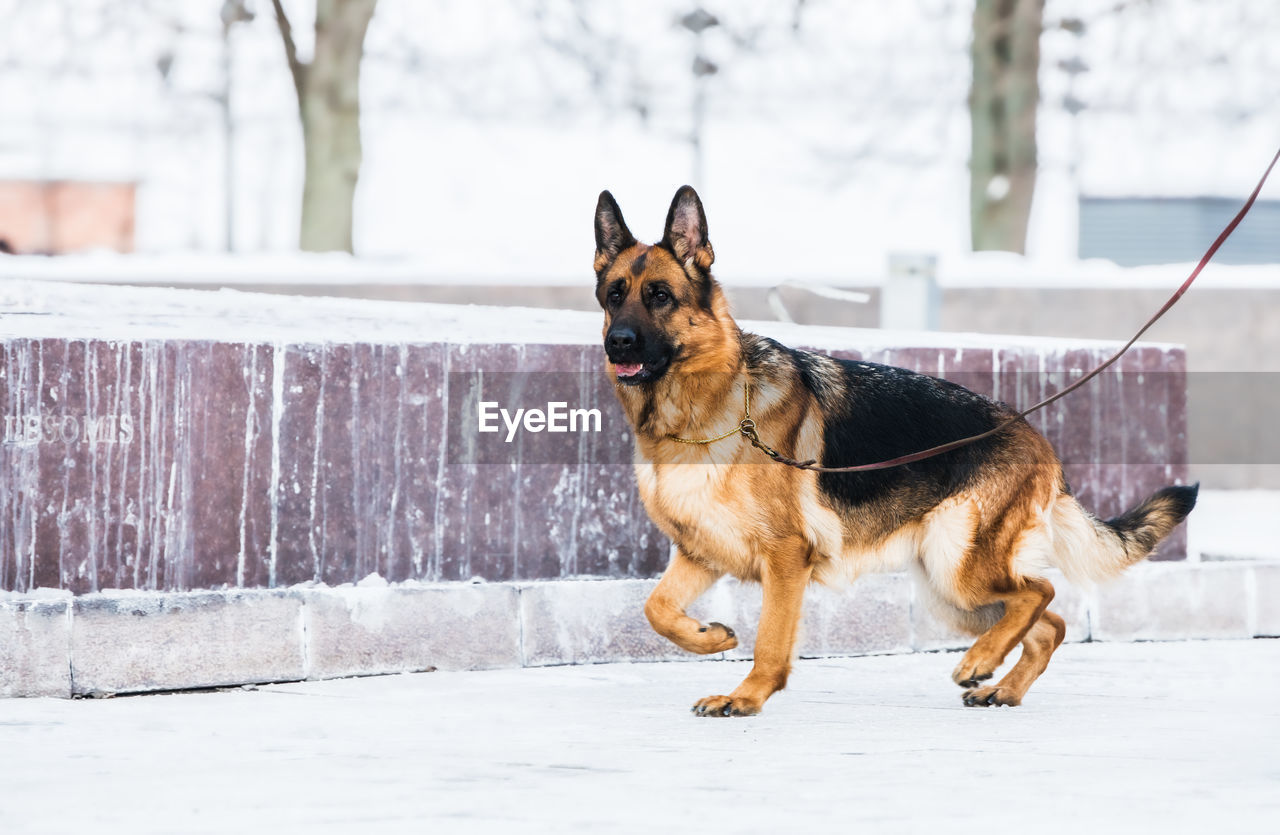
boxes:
[272,0,377,253]
[969,0,1042,254]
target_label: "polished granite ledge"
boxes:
[1,560,1273,698]
[1,284,1190,594]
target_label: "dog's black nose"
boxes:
[608,327,637,353]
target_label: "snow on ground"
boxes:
[0,640,1276,833]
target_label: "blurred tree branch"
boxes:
[269,0,308,99]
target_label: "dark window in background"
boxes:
[1079,196,1280,266]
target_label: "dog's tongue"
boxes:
[614,363,644,378]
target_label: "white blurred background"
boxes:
[0,0,1276,279]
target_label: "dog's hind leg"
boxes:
[951,575,1055,692]
[963,609,1066,706]
[693,537,813,717]
[644,548,739,655]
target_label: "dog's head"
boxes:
[593,186,734,386]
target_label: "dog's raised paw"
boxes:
[691,694,760,717]
[707,621,735,639]
[962,686,1021,707]
[693,622,738,654]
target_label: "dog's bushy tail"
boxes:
[1049,484,1199,584]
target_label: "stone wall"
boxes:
[0,281,1189,595]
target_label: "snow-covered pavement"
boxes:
[2,639,1276,833]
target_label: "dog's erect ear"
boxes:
[661,185,714,272]
[594,190,637,277]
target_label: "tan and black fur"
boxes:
[594,185,1197,717]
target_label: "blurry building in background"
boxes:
[1079,196,1280,267]
[0,180,136,255]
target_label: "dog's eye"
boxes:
[607,288,622,305]
[652,289,670,304]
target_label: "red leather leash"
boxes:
[757,145,1280,474]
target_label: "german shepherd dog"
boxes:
[594,185,1198,717]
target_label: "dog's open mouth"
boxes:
[613,359,666,385]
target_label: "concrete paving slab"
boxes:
[69,590,305,695]
[1093,562,1253,641]
[304,584,521,677]
[0,639,1276,834]
[0,598,71,698]
[1254,562,1280,636]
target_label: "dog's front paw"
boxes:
[695,621,738,653]
[691,694,761,717]
[962,685,1021,707]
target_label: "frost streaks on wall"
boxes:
[0,337,1187,593]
